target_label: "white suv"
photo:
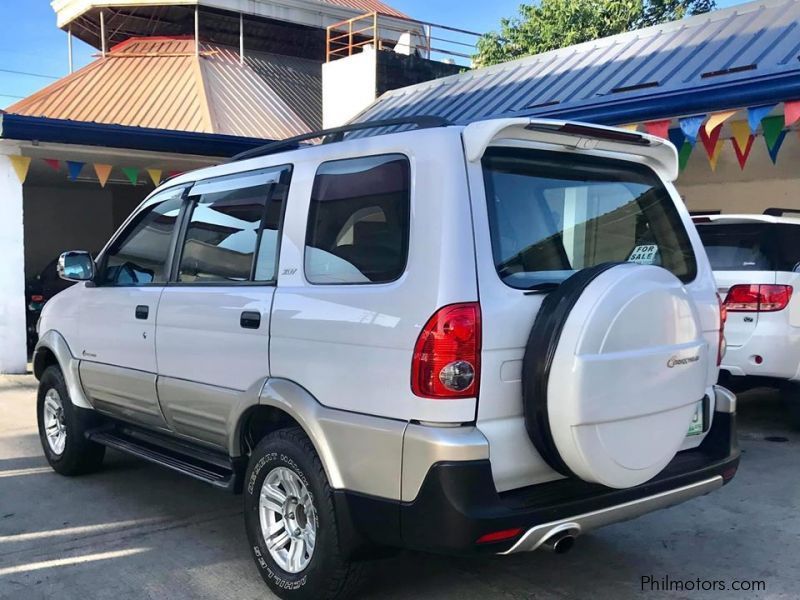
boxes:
[34,117,739,599]
[695,214,800,424]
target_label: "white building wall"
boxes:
[322,48,377,128]
[0,146,29,373]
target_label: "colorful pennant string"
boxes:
[785,100,800,127]
[43,158,60,171]
[705,110,737,135]
[679,115,706,146]
[644,119,671,139]
[708,140,725,171]
[731,135,755,170]
[747,105,775,134]
[94,164,113,188]
[66,161,84,181]
[122,167,140,185]
[678,142,693,172]
[146,168,163,186]
[9,155,31,184]
[699,124,723,159]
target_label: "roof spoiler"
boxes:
[462,118,679,181]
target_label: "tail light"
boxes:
[717,293,726,367]
[30,294,44,303]
[411,303,481,399]
[723,284,793,312]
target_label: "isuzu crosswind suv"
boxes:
[34,117,739,599]
[695,213,800,426]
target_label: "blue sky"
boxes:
[0,0,750,109]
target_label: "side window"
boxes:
[100,187,185,286]
[177,167,290,283]
[304,154,410,284]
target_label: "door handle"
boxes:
[240,311,261,329]
[135,305,149,320]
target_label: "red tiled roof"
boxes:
[6,37,321,139]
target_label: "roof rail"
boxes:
[230,116,451,162]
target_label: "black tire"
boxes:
[36,365,105,475]
[521,263,619,477]
[244,427,363,600]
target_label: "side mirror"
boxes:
[57,251,95,282]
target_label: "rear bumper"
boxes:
[337,403,739,556]
[721,324,800,380]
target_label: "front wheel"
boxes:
[243,427,363,600]
[37,365,105,475]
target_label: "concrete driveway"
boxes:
[1,374,798,599]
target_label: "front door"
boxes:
[155,166,291,449]
[78,186,187,430]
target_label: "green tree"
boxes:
[475,0,715,67]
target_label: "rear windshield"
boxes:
[696,222,800,272]
[481,147,697,289]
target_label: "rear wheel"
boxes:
[244,427,363,600]
[36,365,105,475]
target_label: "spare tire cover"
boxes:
[522,263,708,489]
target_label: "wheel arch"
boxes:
[33,330,93,409]
[249,378,406,499]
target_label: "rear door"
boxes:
[466,130,716,492]
[155,166,291,450]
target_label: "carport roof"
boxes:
[354,0,800,126]
[5,37,321,139]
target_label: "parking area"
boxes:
[1,375,798,600]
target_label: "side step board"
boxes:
[86,424,244,493]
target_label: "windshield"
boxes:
[481,147,697,289]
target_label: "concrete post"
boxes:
[0,147,28,373]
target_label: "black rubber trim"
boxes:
[337,411,739,556]
[522,263,621,477]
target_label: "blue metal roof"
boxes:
[355,0,800,126]
[0,114,272,158]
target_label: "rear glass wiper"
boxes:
[521,281,561,295]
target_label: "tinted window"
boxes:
[482,148,696,288]
[101,187,185,286]
[305,155,409,284]
[178,168,290,283]
[697,222,800,272]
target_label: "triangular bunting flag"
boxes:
[43,158,60,171]
[94,164,113,188]
[708,140,724,171]
[668,128,685,149]
[704,110,737,135]
[766,130,787,164]
[122,167,139,185]
[146,168,163,186]
[679,115,706,145]
[731,135,755,170]
[699,124,723,159]
[762,115,785,150]
[9,156,31,184]
[747,105,775,134]
[644,119,671,139]
[618,124,639,131]
[678,142,693,172]
[66,161,84,181]
[785,100,800,127]
[729,120,751,151]
[168,170,183,179]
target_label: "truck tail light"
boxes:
[411,303,481,399]
[723,284,792,313]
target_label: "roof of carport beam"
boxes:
[0,113,272,158]
[354,0,800,127]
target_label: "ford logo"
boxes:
[667,355,700,368]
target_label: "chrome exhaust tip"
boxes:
[541,529,578,554]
